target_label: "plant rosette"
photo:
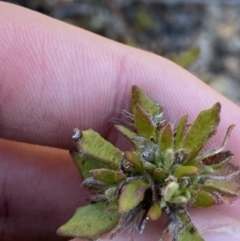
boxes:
[57,86,240,241]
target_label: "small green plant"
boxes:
[57,86,240,241]
[169,46,200,69]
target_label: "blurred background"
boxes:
[3,0,240,104]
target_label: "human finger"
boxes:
[0,138,87,241]
[1,3,240,154]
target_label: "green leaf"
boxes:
[115,172,126,182]
[70,150,109,179]
[131,85,160,115]
[210,156,233,170]
[143,161,156,174]
[173,166,199,179]
[119,180,149,213]
[162,149,174,170]
[89,169,119,184]
[147,203,162,221]
[163,182,179,202]
[175,115,188,148]
[176,211,205,241]
[191,190,216,207]
[134,104,156,139]
[170,196,188,204]
[57,202,120,240]
[107,200,119,211]
[125,151,143,172]
[153,168,168,182]
[178,222,204,241]
[179,103,221,163]
[159,123,174,152]
[170,46,200,69]
[200,165,214,175]
[174,149,190,165]
[75,130,122,169]
[105,187,117,200]
[114,125,139,148]
[202,183,238,197]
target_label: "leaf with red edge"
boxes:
[114,125,140,148]
[202,151,233,166]
[175,114,188,148]
[159,123,174,152]
[75,130,123,169]
[173,166,199,179]
[134,104,156,140]
[89,169,119,184]
[125,151,143,172]
[119,180,149,213]
[131,85,160,115]
[179,103,221,163]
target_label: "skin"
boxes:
[0,2,240,241]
